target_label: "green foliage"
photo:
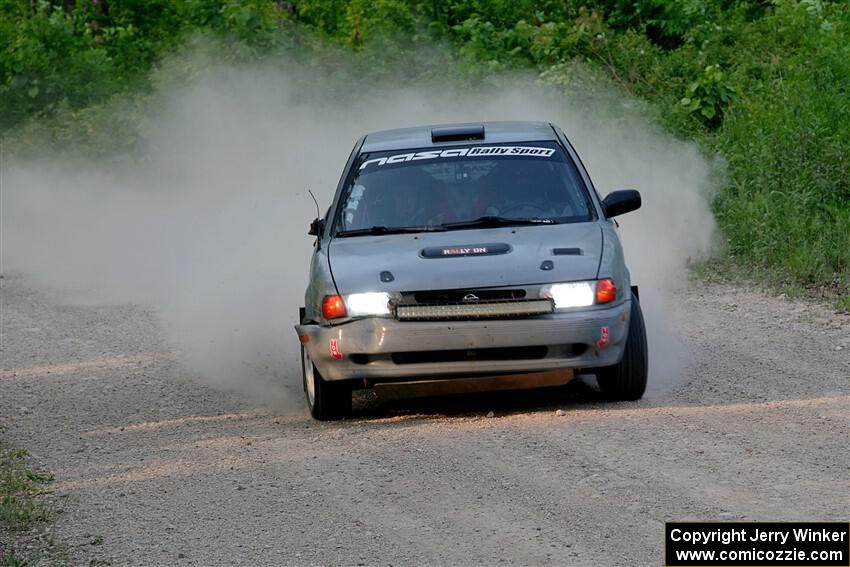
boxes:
[0,0,293,130]
[294,0,349,34]
[1,3,117,130]
[680,64,736,127]
[711,0,850,300]
[603,0,707,47]
[295,0,424,48]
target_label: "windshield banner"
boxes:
[359,146,557,170]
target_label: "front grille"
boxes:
[392,346,548,364]
[395,299,553,321]
[412,288,525,304]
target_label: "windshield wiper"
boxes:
[335,225,448,237]
[440,216,558,231]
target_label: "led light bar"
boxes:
[396,299,554,321]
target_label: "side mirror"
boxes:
[308,217,324,237]
[602,189,641,218]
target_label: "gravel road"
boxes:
[2,276,848,566]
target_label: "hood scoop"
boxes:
[420,243,511,259]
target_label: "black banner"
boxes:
[420,243,511,258]
[665,522,849,566]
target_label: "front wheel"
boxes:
[595,297,648,400]
[301,344,351,420]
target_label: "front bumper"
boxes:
[295,300,631,382]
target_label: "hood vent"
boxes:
[553,247,581,256]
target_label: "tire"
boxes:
[301,344,351,420]
[595,297,648,401]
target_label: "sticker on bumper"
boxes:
[330,339,343,360]
[596,326,609,349]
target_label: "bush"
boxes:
[680,64,736,128]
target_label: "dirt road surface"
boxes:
[2,276,848,566]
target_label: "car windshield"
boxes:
[334,141,594,235]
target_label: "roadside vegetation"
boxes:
[2,0,848,308]
[0,440,53,566]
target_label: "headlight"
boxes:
[345,292,393,317]
[540,281,598,308]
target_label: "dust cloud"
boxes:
[2,57,717,407]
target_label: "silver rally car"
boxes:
[295,122,647,419]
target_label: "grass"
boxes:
[1,438,105,566]
[0,442,53,531]
[0,441,54,567]
[3,552,27,567]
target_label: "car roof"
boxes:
[360,121,558,153]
